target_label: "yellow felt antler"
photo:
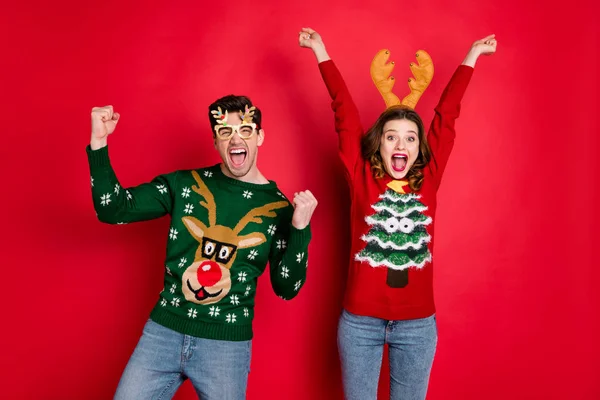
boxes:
[370,49,434,109]
[402,50,434,109]
[370,49,401,108]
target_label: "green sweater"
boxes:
[87,146,311,341]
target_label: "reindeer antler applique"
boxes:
[234,201,289,235]
[370,49,434,109]
[191,171,217,226]
[191,170,286,232]
[239,105,256,124]
[210,106,229,126]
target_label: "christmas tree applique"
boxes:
[355,180,432,288]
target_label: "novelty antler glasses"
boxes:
[211,105,258,140]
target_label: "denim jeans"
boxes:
[338,309,437,400]
[114,319,251,400]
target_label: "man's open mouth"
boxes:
[229,148,247,168]
[187,280,223,301]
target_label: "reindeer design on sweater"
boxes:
[181,171,288,305]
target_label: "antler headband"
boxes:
[370,49,434,109]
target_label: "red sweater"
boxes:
[319,60,473,320]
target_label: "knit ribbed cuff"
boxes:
[318,59,335,69]
[86,145,111,168]
[150,307,253,341]
[455,64,474,81]
[288,224,312,249]
[318,60,343,98]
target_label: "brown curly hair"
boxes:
[361,106,433,191]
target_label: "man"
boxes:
[87,95,317,399]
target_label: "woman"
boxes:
[299,27,496,399]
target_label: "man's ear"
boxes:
[257,128,265,146]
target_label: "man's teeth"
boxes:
[230,149,246,154]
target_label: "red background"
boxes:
[1,0,598,399]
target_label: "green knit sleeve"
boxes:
[268,207,312,300]
[87,145,177,224]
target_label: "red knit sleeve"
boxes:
[318,60,364,182]
[427,65,474,187]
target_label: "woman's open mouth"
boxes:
[391,153,408,172]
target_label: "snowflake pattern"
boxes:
[294,280,302,291]
[184,203,194,214]
[169,228,178,240]
[243,190,253,199]
[237,272,247,282]
[244,285,251,296]
[296,252,305,263]
[267,225,277,235]
[169,283,177,294]
[276,240,287,250]
[244,308,249,318]
[90,176,94,187]
[171,297,181,307]
[114,183,120,195]
[204,171,213,178]
[280,266,289,278]
[166,266,172,276]
[226,313,237,323]
[181,187,191,198]
[156,184,168,194]
[160,298,167,307]
[100,193,111,206]
[126,190,132,200]
[178,257,187,268]
[230,295,240,305]
[209,306,220,317]
[187,308,198,319]
[248,250,258,260]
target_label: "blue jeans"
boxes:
[114,319,251,400]
[338,309,437,400]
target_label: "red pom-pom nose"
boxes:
[197,261,222,287]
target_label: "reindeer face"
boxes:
[182,219,266,305]
[180,171,289,305]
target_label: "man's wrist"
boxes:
[90,137,108,150]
